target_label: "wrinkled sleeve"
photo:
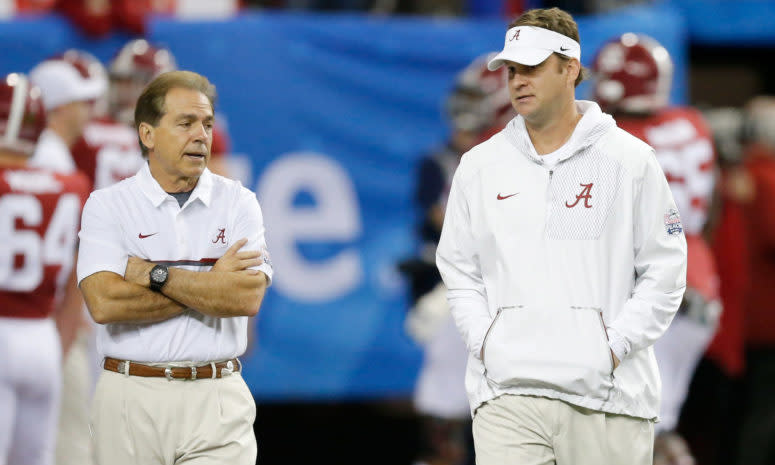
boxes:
[609,152,688,359]
[76,193,127,284]
[435,169,491,360]
[233,188,273,285]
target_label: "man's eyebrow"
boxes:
[175,113,214,121]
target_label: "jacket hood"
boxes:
[503,100,617,164]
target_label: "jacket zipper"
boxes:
[597,311,615,373]
[545,169,555,219]
[481,306,511,369]
[548,170,554,197]
[597,311,618,402]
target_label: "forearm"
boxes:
[126,259,267,317]
[609,285,685,357]
[80,271,186,324]
[162,268,267,317]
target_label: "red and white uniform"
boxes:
[0,167,89,318]
[0,166,89,465]
[616,107,720,432]
[71,118,144,191]
[617,107,715,237]
[616,107,719,302]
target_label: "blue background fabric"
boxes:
[0,4,687,400]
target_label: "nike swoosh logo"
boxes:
[560,46,569,52]
[497,193,518,200]
[138,232,158,239]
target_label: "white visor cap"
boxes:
[488,26,581,70]
[30,60,107,111]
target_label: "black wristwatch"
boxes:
[149,264,169,292]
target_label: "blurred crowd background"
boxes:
[2,0,775,464]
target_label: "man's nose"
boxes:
[193,122,209,142]
[510,73,527,87]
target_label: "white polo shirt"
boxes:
[77,162,273,363]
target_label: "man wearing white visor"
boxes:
[436,7,687,465]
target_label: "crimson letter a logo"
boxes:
[565,183,594,208]
[212,228,227,244]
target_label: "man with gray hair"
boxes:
[77,70,272,464]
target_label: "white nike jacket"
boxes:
[436,101,687,420]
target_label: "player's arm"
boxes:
[124,238,268,318]
[55,267,87,356]
[80,270,186,324]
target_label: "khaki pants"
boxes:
[90,369,256,465]
[473,394,653,465]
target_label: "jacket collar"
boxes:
[137,161,214,208]
[503,100,616,165]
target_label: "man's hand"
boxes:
[211,238,262,274]
[125,256,155,287]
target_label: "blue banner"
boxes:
[0,5,687,400]
[150,7,687,400]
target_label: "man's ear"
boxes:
[567,58,580,86]
[139,122,155,151]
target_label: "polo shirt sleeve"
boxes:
[233,188,274,286]
[76,192,129,284]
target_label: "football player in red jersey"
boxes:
[0,73,90,465]
[28,53,107,176]
[70,39,232,189]
[67,45,149,191]
[28,50,108,465]
[593,33,721,465]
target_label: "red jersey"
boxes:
[0,166,90,319]
[71,118,144,191]
[616,107,719,302]
[71,117,230,191]
[616,107,716,236]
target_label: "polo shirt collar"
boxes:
[138,161,214,208]
[188,167,213,207]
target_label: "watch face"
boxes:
[151,267,167,282]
